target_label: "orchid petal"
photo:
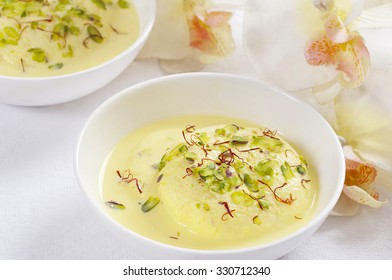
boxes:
[138,0,189,60]
[244,0,335,91]
[305,35,340,65]
[345,157,377,188]
[351,3,392,30]
[208,0,248,11]
[188,11,234,56]
[344,0,364,24]
[203,11,232,27]
[312,76,344,104]
[336,34,370,88]
[335,97,392,173]
[325,12,351,43]
[343,185,387,207]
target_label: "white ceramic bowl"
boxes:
[75,73,345,259]
[0,0,155,106]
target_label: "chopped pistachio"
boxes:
[253,216,262,225]
[296,165,307,175]
[105,200,125,210]
[28,48,47,63]
[159,144,187,170]
[215,128,226,136]
[211,180,229,194]
[91,0,107,10]
[260,200,270,209]
[68,7,86,17]
[299,155,308,166]
[141,196,160,212]
[281,162,294,180]
[184,151,197,162]
[31,22,39,29]
[231,191,254,206]
[3,26,19,39]
[62,45,73,58]
[198,132,209,145]
[231,136,249,145]
[198,166,214,180]
[48,62,64,70]
[202,203,210,211]
[87,25,103,43]
[70,25,80,36]
[243,173,259,192]
[213,169,225,181]
[118,0,129,9]
[251,136,283,152]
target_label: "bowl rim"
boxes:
[0,0,156,81]
[75,72,346,256]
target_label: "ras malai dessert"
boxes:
[0,0,139,77]
[100,116,317,250]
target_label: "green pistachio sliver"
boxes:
[91,0,107,10]
[231,191,253,206]
[296,165,307,175]
[48,62,64,70]
[141,196,160,213]
[62,45,73,58]
[243,173,258,192]
[70,25,80,36]
[253,216,262,225]
[118,0,130,9]
[158,158,166,171]
[87,25,103,43]
[3,26,19,39]
[198,167,214,180]
[251,136,283,152]
[68,7,86,17]
[86,13,102,26]
[299,155,308,166]
[105,200,125,210]
[215,128,226,136]
[28,48,47,63]
[255,160,276,177]
[231,136,249,145]
[198,132,209,145]
[260,199,270,209]
[178,145,188,154]
[184,151,197,162]
[53,23,68,41]
[207,162,216,170]
[31,22,39,29]
[5,39,18,45]
[224,124,240,133]
[202,203,210,211]
[210,181,228,194]
[213,169,225,181]
[281,162,294,181]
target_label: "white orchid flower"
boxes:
[244,0,392,103]
[331,96,392,215]
[138,0,246,73]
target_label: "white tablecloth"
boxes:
[1,12,391,260]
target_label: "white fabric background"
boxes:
[1,11,391,260]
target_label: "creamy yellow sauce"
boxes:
[100,115,318,250]
[0,0,139,77]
